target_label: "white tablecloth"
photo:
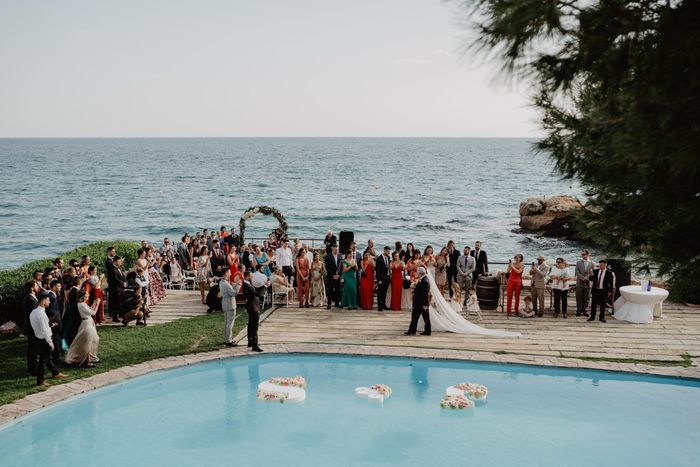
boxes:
[613,285,669,324]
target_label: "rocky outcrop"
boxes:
[519,195,583,237]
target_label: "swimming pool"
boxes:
[1,354,699,466]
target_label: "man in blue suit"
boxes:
[324,245,343,309]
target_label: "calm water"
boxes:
[0,138,587,270]
[1,354,698,466]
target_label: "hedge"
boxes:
[0,240,141,323]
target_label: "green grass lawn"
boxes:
[0,311,248,406]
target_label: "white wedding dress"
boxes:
[418,269,520,338]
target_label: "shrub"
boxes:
[0,240,140,323]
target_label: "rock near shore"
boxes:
[519,195,583,237]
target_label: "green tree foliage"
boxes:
[459,0,700,301]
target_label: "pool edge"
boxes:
[2,342,699,427]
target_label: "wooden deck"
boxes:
[258,301,700,365]
[101,289,208,326]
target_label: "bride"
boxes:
[419,269,520,338]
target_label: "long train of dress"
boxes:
[420,269,520,337]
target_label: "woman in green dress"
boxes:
[340,251,359,309]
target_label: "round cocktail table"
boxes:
[613,285,669,324]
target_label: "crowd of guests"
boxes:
[21,243,169,386]
[20,225,616,386]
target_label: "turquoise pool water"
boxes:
[1,354,699,466]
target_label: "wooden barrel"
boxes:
[476,275,500,310]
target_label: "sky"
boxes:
[0,0,538,137]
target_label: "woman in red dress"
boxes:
[227,246,239,281]
[359,251,375,310]
[88,276,105,324]
[506,253,525,317]
[390,252,404,311]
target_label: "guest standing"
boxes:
[274,240,294,285]
[446,241,460,298]
[242,270,263,351]
[30,293,66,386]
[79,255,91,279]
[295,249,310,307]
[47,280,63,362]
[252,245,271,276]
[575,249,594,317]
[87,276,105,324]
[107,256,126,322]
[406,251,422,283]
[404,243,416,264]
[340,251,359,309]
[22,281,39,375]
[434,247,450,295]
[530,255,550,317]
[375,246,392,312]
[219,269,241,347]
[324,230,337,254]
[196,246,212,304]
[550,258,571,318]
[588,259,613,323]
[405,267,431,336]
[364,239,377,259]
[506,254,525,317]
[65,290,100,367]
[470,241,489,284]
[456,246,475,303]
[62,277,83,347]
[309,253,326,307]
[422,246,437,277]
[394,241,405,263]
[324,245,342,309]
[227,246,240,279]
[390,252,404,312]
[359,252,375,310]
[210,242,226,277]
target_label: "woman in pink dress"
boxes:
[359,251,375,310]
[295,249,310,307]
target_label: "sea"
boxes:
[0,138,589,271]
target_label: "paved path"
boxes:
[259,301,700,365]
[102,289,208,326]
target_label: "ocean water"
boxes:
[1,354,698,466]
[0,138,587,270]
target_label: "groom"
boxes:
[405,267,431,336]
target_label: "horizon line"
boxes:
[0,135,540,139]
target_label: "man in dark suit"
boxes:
[588,259,614,323]
[375,246,392,312]
[22,281,39,375]
[405,267,432,336]
[446,240,460,298]
[47,279,63,362]
[242,270,263,352]
[210,242,226,277]
[324,245,343,309]
[107,256,127,322]
[470,241,489,284]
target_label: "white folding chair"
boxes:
[271,284,290,308]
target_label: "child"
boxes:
[465,286,482,321]
[519,295,535,318]
[451,283,463,307]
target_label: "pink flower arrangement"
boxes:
[369,384,392,397]
[269,376,307,389]
[440,394,474,410]
[256,389,289,403]
[454,383,488,400]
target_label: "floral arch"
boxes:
[239,206,288,245]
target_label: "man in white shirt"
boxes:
[30,293,65,386]
[274,240,294,283]
[251,266,271,293]
[303,244,313,272]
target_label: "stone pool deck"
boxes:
[2,295,699,427]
